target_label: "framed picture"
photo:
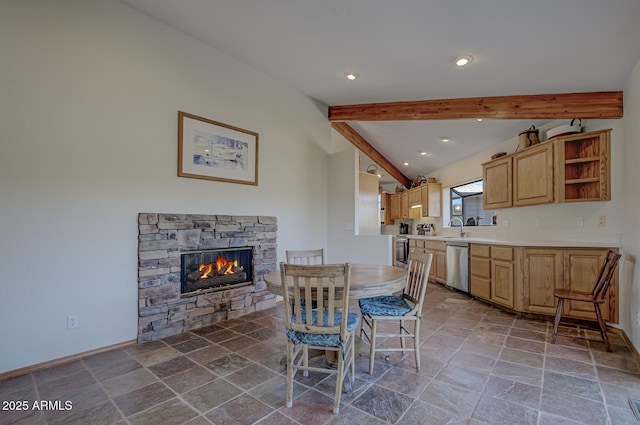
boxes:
[178,111,259,186]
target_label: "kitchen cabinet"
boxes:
[520,247,617,322]
[554,129,611,202]
[408,187,421,219]
[470,244,491,299]
[490,247,515,309]
[389,193,400,220]
[522,249,563,315]
[421,183,442,217]
[470,244,516,309]
[482,128,612,209]
[513,142,554,206]
[408,187,421,205]
[409,239,446,284]
[563,249,616,322]
[483,156,512,209]
[400,192,409,219]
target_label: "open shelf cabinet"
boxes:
[555,129,611,202]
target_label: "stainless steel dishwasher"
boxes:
[446,241,469,293]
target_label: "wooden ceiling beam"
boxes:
[328,91,623,121]
[332,122,412,189]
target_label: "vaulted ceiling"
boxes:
[120,0,640,185]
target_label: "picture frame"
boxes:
[178,111,259,186]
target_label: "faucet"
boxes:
[448,217,466,237]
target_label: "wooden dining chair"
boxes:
[279,262,357,414]
[359,251,433,374]
[285,249,325,265]
[552,250,621,351]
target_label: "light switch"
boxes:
[576,217,584,227]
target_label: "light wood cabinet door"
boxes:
[421,183,442,217]
[523,249,563,315]
[563,249,616,322]
[400,192,409,219]
[423,248,437,282]
[408,187,421,219]
[408,187,421,205]
[422,241,446,284]
[435,250,447,284]
[491,260,514,309]
[483,156,512,209]
[513,142,554,206]
[470,244,491,300]
[389,193,400,220]
[470,257,491,300]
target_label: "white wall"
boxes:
[622,56,640,348]
[0,0,330,373]
[326,145,393,265]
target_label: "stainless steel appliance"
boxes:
[446,241,469,293]
[399,223,409,234]
[395,236,408,267]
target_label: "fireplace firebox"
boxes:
[180,247,253,295]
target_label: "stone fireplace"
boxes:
[137,213,277,342]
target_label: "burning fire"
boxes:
[198,263,214,278]
[198,255,239,279]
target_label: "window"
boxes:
[450,180,496,226]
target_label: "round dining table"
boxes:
[264,263,407,299]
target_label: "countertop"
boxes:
[406,234,619,248]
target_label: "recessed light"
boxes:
[403,161,409,166]
[454,55,473,67]
[344,72,358,81]
[420,151,429,156]
[440,137,451,143]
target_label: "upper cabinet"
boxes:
[421,183,442,217]
[513,142,554,206]
[555,129,611,202]
[482,128,612,209]
[483,156,512,210]
[389,193,400,220]
[386,183,442,222]
[400,191,409,219]
[408,187,422,219]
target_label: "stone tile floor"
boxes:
[2,284,640,424]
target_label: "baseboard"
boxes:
[0,339,137,380]
[615,327,640,365]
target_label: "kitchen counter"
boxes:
[407,235,619,248]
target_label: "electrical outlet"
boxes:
[576,217,584,227]
[67,315,78,329]
[535,219,542,228]
[598,216,606,227]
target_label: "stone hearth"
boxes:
[137,213,277,342]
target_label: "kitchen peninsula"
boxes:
[408,235,619,324]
